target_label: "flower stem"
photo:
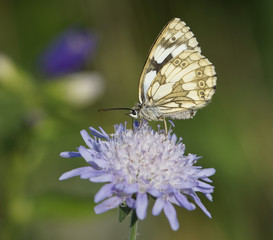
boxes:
[129,209,138,240]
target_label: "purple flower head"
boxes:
[40,28,97,77]
[60,121,215,231]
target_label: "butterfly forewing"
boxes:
[147,50,216,114]
[138,18,201,104]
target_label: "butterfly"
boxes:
[102,18,216,129]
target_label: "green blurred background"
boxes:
[1,0,273,239]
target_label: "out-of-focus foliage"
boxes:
[0,0,272,239]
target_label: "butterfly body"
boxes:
[131,101,196,121]
[129,18,216,122]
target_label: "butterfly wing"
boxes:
[138,18,201,104]
[146,50,216,119]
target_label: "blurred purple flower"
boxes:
[40,28,97,77]
[59,121,215,231]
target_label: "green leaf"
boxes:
[119,204,132,222]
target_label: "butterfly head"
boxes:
[128,109,138,118]
[129,103,141,119]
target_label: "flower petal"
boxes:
[123,183,138,195]
[78,146,95,163]
[152,198,165,216]
[163,202,179,231]
[60,151,81,158]
[115,123,126,134]
[180,181,196,189]
[98,127,110,140]
[197,168,216,178]
[147,188,161,198]
[80,130,94,149]
[190,193,212,218]
[168,120,175,127]
[59,167,95,180]
[78,146,107,169]
[90,174,113,182]
[89,126,109,139]
[201,177,213,183]
[197,180,214,189]
[170,133,177,143]
[205,193,213,201]
[94,196,122,214]
[94,183,114,203]
[174,193,195,211]
[126,197,136,208]
[136,193,148,220]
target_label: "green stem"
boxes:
[128,209,138,240]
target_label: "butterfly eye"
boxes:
[129,109,138,118]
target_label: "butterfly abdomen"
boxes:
[138,103,196,121]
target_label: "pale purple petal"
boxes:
[114,182,126,191]
[152,198,165,216]
[190,193,212,218]
[98,127,110,140]
[89,126,108,139]
[126,197,136,208]
[170,133,177,143]
[78,146,103,168]
[147,188,161,198]
[90,174,113,182]
[123,183,138,194]
[94,183,114,203]
[197,181,214,189]
[136,193,148,220]
[60,151,81,158]
[94,196,122,214]
[180,181,196,189]
[80,130,94,149]
[115,123,126,134]
[205,193,213,201]
[168,120,175,127]
[196,168,216,178]
[78,146,94,162]
[59,167,95,180]
[202,177,213,183]
[164,202,179,231]
[174,193,195,211]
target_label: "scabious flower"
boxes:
[59,121,215,231]
[39,28,97,77]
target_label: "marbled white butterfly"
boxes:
[102,18,216,128]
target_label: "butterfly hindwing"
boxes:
[138,18,201,104]
[147,50,216,116]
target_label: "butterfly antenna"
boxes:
[98,107,132,112]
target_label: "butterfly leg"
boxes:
[131,117,134,129]
[163,117,168,135]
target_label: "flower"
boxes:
[39,28,97,77]
[59,121,215,231]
